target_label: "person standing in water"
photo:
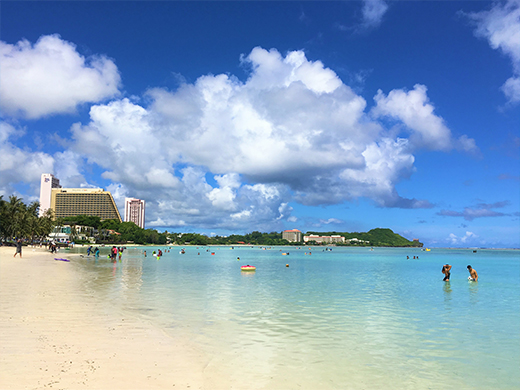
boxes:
[467,265,478,281]
[442,264,452,281]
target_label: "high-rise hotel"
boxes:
[124,197,146,229]
[39,174,122,222]
[39,173,62,217]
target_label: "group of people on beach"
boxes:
[442,264,478,281]
[110,246,126,261]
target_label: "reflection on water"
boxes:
[468,279,479,304]
[121,259,143,291]
[443,281,452,308]
[72,247,520,389]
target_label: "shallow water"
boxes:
[70,246,520,389]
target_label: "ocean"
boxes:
[69,246,519,389]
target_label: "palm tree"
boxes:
[2,196,25,240]
[0,196,59,244]
[0,195,6,240]
[69,223,78,243]
[36,209,56,242]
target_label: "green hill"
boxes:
[305,228,422,247]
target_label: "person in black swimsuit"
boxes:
[442,264,452,281]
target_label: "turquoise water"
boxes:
[71,246,520,389]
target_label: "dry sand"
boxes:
[0,246,219,390]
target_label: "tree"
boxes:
[0,197,56,242]
[2,196,25,239]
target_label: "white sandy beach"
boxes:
[0,246,222,390]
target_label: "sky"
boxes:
[1,1,519,248]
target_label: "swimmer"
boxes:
[467,265,478,281]
[442,264,452,281]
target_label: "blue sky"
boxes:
[1,1,519,248]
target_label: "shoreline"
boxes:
[0,247,213,389]
[44,243,520,250]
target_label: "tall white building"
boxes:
[282,229,302,242]
[124,198,145,229]
[39,173,61,217]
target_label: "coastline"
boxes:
[0,247,211,389]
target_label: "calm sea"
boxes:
[69,246,519,389]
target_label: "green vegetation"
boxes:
[62,216,167,245]
[0,195,55,242]
[173,231,289,246]
[305,228,423,247]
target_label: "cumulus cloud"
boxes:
[0,34,121,119]
[466,0,520,103]
[438,201,511,221]
[0,41,480,231]
[361,0,389,29]
[143,169,292,231]
[57,46,480,229]
[0,120,93,200]
[0,122,54,197]
[448,231,477,246]
[502,75,520,102]
[372,84,478,152]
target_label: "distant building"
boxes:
[51,188,122,222]
[40,174,122,222]
[124,197,145,229]
[344,237,369,244]
[282,229,302,242]
[39,173,61,217]
[48,224,95,243]
[303,235,346,244]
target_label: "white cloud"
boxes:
[438,201,511,221]
[71,98,180,191]
[502,75,520,102]
[0,34,121,119]
[53,150,89,188]
[467,0,520,103]
[0,122,55,197]
[0,43,479,231]
[338,138,433,208]
[320,218,343,225]
[207,173,241,211]
[58,46,479,229]
[361,0,389,29]
[448,231,477,245]
[372,84,475,151]
[242,47,343,94]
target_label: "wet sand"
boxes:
[0,247,211,389]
